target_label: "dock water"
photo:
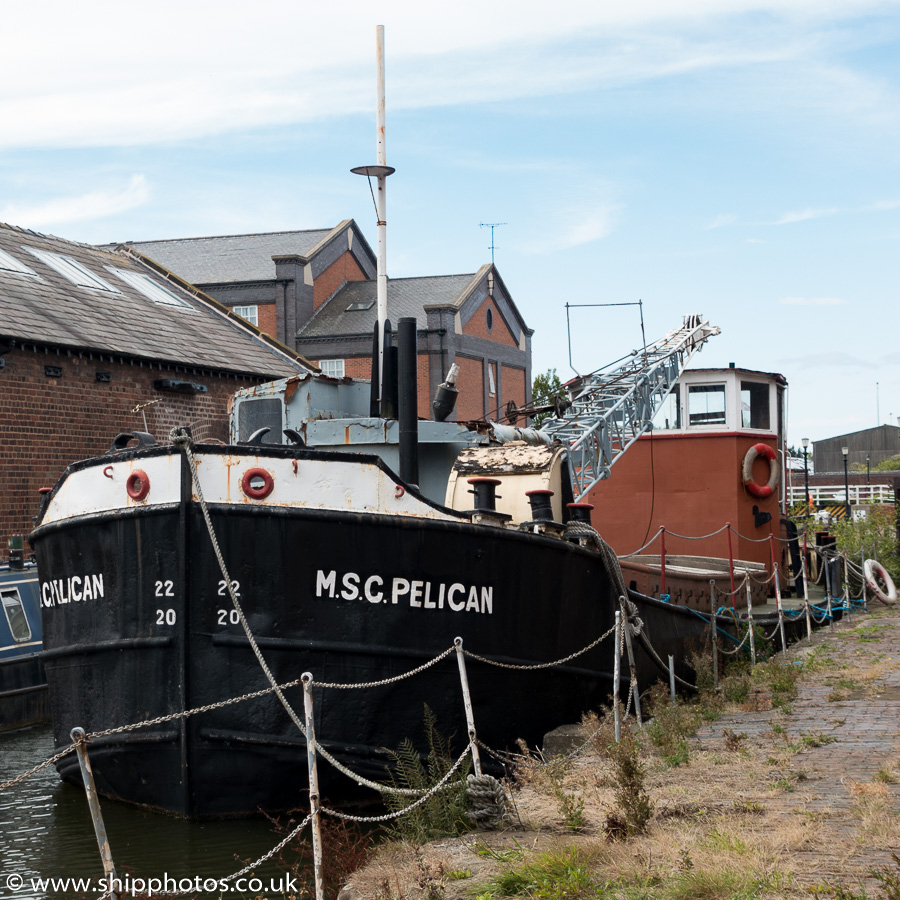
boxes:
[0,726,304,899]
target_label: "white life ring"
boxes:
[741,443,780,499]
[864,559,897,606]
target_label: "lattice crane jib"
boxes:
[539,314,720,500]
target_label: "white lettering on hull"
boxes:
[315,570,493,615]
[41,573,105,608]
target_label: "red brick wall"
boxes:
[313,251,368,311]
[462,297,519,348]
[501,365,526,411]
[0,349,269,544]
[257,303,277,337]
[455,355,484,421]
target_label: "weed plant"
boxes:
[476,845,601,898]
[382,705,472,844]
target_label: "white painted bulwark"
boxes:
[40,455,182,524]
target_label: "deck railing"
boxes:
[786,483,895,506]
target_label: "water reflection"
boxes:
[1,726,300,899]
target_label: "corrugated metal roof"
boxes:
[0,224,308,377]
[298,273,478,337]
[125,228,336,284]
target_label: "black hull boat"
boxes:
[30,439,718,817]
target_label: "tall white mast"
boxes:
[352,25,394,408]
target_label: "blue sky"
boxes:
[1,0,898,443]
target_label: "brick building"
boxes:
[0,223,311,543]
[125,223,532,422]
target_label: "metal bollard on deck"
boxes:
[453,638,482,776]
[301,674,325,900]
[70,728,119,899]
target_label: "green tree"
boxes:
[531,368,564,426]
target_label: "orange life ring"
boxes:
[126,470,150,501]
[741,443,779,499]
[241,468,274,500]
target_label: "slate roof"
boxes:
[123,228,337,284]
[0,224,310,377]
[298,273,480,338]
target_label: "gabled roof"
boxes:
[298,272,480,338]
[0,223,311,377]
[122,227,340,284]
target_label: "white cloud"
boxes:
[772,207,840,225]
[779,295,845,305]
[0,0,895,150]
[0,175,149,227]
[706,213,738,229]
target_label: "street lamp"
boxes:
[842,446,850,518]
[802,438,810,516]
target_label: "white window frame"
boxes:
[319,359,345,378]
[0,248,38,278]
[1,587,32,643]
[687,383,728,428]
[232,305,259,327]
[106,267,194,311]
[488,363,496,396]
[25,248,122,294]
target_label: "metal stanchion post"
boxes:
[453,637,482,776]
[668,654,676,704]
[745,574,756,666]
[709,581,718,691]
[302,674,325,900]
[824,558,834,632]
[861,549,867,611]
[618,597,642,725]
[801,551,813,640]
[70,728,119,899]
[773,565,787,655]
[842,552,850,614]
[613,611,621,742]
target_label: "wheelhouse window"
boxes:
[1,587,32,642]
[232,305,259,327]
[654,391,681,430]
[319,359,345,378]
[740,381,770,430]
[688,384,726,427]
